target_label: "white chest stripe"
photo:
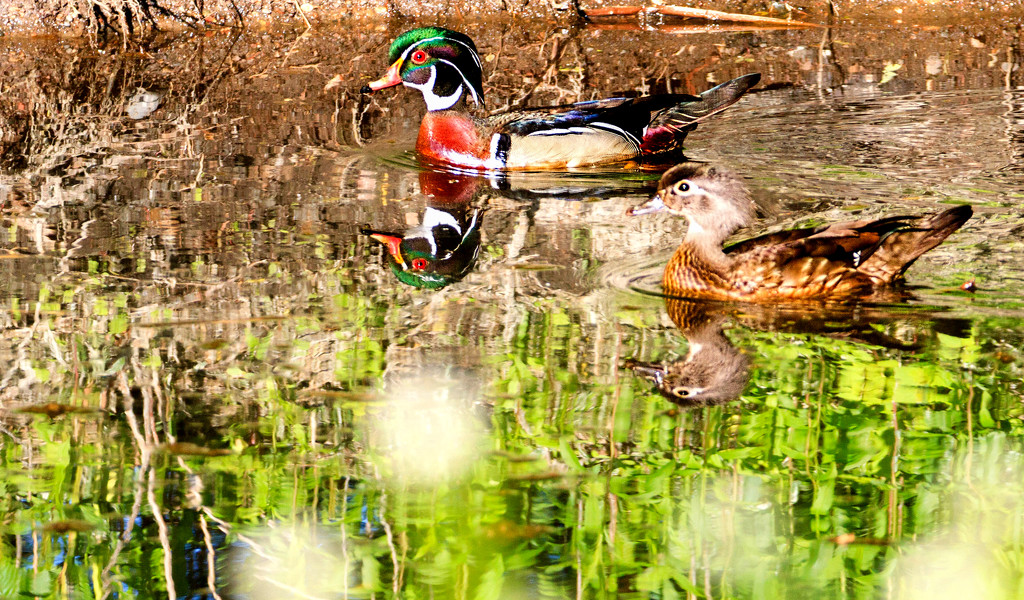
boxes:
[406,207,462,255]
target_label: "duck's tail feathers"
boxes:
[641,73,760,154]
[858,205,973,283]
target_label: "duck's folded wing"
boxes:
[649,74,761,132]
[496,95,697,147]
[642,74,761,154]
[799,216,916,266]
[723,212,954,298]
[728,243,877,298]
[726,215,914,266]
[724,226,824,255]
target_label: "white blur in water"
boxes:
[371,365,484,484]
[225,524,360,599]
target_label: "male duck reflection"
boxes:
[628,163,972,301]
[363,207,482,290]
[361,27,760,170]
[363,173,483,290]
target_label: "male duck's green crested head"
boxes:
[362,27,485,111]
[389,258,454,290]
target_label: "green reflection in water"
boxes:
[2,269,1023,599]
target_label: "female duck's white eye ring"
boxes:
[672,180,692,194]
[410,50,429,65]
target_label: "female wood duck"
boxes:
[628,163,973,301]
[361,27,760,170]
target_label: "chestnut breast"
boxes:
[417,112,490,169]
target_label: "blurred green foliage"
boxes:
[1,263,1023,599]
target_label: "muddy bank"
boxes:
[2,0,1023,36]
[2,17,1022,190]
[2,18,1021,195]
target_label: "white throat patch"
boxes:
[399,36,483,111]
[406,207,462,255]
[405,65,464,111]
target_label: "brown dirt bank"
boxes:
[1,0,1023,37]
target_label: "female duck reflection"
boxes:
[626,298,751,405]
[625,160,972,403]
[627,298,967,406]
[363,171,485,290]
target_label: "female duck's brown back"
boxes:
[855,205,973,284]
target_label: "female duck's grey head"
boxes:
[626,344,749,405]
[363,27,484,112]
[628,163,754,240]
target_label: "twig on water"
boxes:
[584,4,822,28]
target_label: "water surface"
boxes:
[1,15,1024,600]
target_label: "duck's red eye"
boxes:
[411,258,428,270]
[410,50,429,65]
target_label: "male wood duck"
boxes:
[361,27,760,170]
[628,163,973,301]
